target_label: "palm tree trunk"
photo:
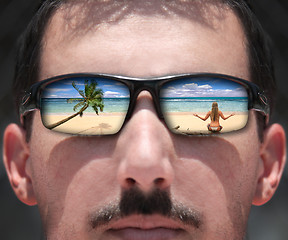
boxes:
[46,104,88,130]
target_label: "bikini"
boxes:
[210,126,219,131]
[207,124,221,132]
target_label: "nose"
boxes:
[115,91,175,193]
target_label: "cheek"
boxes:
[28,113,63,200]
[28,114,119,228]
[172,122,261,234]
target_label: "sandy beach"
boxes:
[165,112,248,135]
[43,112,248,135]
[43,112,127,135]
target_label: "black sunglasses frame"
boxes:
[20,73,270,134]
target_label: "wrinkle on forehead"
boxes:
[50,0,231,40]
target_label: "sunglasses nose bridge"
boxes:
[127,81,163,121]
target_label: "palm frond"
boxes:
[88,98,103,106]
[92,105,99,115]
[91,102,104,115]
[72,80,105,116]
[72,81,85,98]
[90,89,104,100]
[73,101,85,112]
[85,80,97,98]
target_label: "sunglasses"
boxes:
[20,73,269,136]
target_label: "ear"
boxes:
[253,123,286,206]
[3,124,37,206]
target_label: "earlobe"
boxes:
[3,124,37,206]
[253,123,286,206]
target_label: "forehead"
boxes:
[40,0,249,79]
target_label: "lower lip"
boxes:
[107,227,184,240]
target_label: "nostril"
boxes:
[154,177,165,186]
[126,178,136,187]
[124,177,167,190]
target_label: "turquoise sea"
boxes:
[161,97,248,113]
[41,97,248,115]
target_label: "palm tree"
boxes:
[47,79,104,129]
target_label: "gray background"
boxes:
[0,1,287,239]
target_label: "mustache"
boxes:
[89,187,202,230]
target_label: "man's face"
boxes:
[27,2,261,240]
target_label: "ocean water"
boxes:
[41,97,248,115]
[161,97,248,113]
[41,98,130,115]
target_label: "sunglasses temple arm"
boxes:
[19,91,38,124]
[250,90,270,125]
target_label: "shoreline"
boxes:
[43,111,248,135]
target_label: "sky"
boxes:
[43,78,130,98]
[161,78,248,98]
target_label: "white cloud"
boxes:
[197,84,213,90]
[104,91,126,98]
[162,83,246,98]
[183,83,198,90]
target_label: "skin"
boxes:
[3,1,286,240]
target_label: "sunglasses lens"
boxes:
[160,77,249,134]
[41,77,130,135]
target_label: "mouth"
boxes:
[105,214,188,240]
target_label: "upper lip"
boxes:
[107,214,186,230]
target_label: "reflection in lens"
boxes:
[160,77,249,135]
[41,77,130,135]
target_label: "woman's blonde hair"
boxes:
[211,102,219,121]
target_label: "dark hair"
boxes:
[226,0,276,138]
[13,0,275,139]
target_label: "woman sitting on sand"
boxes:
[193,102,234,132]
